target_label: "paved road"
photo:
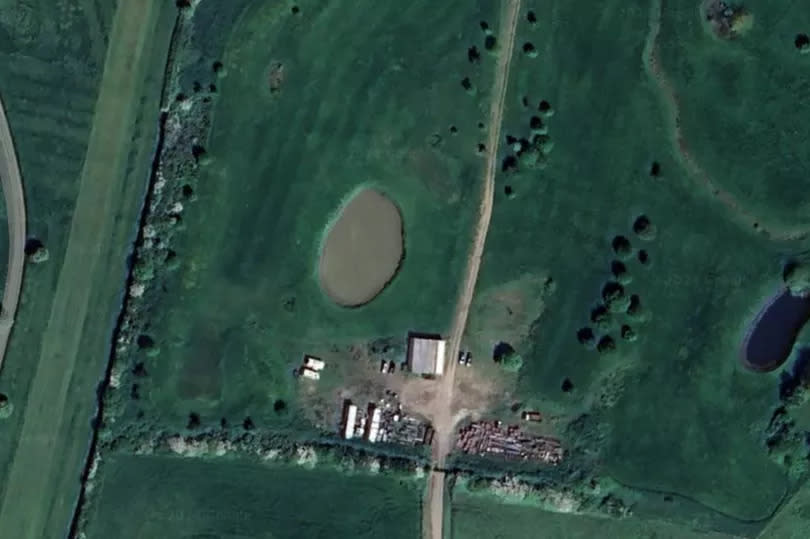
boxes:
[0,93,27,373]
[423,1,521,538]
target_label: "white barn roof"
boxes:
[407,336,446,375]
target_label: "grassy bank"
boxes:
[84,453,423,539]
[452,490,740,539]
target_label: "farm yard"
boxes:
[1,0,810,538]
[110,0,501,434]
[83,453,423,539]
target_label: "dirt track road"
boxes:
[0,93,27,373]
[423,1,521,538]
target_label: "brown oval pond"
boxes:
[318,189,403,307]
[741,289,810,372]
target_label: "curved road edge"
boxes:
[0,93,27,373]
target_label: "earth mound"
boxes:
[318,189,403,307]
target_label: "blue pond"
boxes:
[741,289,810,372]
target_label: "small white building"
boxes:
[366,405,382,443]
[407,336,446,376]
[301,367,320,380]
[304,356,325,371]
[343,403,358,439]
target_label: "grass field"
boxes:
[0,1,175,536]
[656,0,810,229]
[124,0,501,431]
[0,0,111,494]
[758,480,810,539]
[463,0,798,523]
[84,453,423,539]
[452,491,741,539]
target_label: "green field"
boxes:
[122,0,501,430]
[463,0,801,524]
[452,491,740,539]
[84,453,422,539]
[0,1,175,536]
[658,0,810,228]
[0,0,112,513]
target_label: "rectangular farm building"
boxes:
[343,403,358,440]
[407,335,446,375]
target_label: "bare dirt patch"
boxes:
[318,188,403,307]
[466,273,553,352]
[268,60,285,94]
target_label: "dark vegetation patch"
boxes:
[468,46,481,64]
[484,34,497,51]
[632,215,656,240]
[620,324,637,342]
[561,378,574,392]
[796,34,810,52]
[501,155,518,173]
[177,323,224,401]
[611,260,631,284]
[522,42,538,57]
[187,412,201,429]
[637,249,650,266]
[702,0,752,39]
[626,294,644,320]
[24,237,43,256]
[597,335,616,355]
[461,77,476,95]
[602,281,629,313]
[527,10,537,25]
[136,334,154,349]
[611,235,632,259]
[649,161,661,177]
[577,327,596,347]
[590,304,613,332]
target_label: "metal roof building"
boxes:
[407,335,446,375]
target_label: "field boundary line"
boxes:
[643,0,810,242]
[423,1,522,538]
[0,92,28,373]
[0,1,162,536]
